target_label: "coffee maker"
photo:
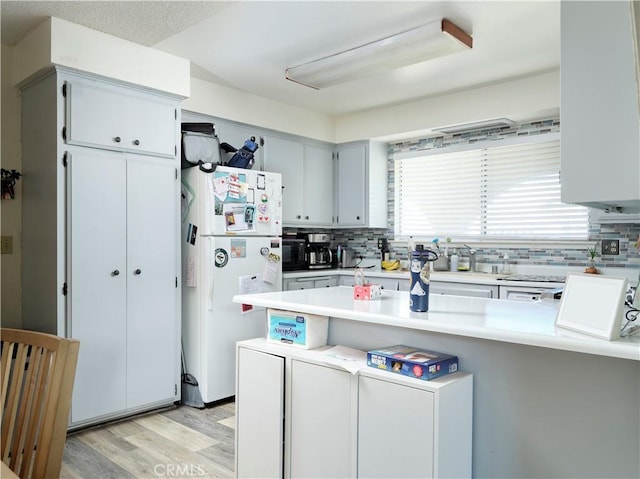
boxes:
[306,233,333,269]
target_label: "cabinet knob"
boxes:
[296,215,302,219]
[114,136,121,143]
[134,269,142,275]
[111,269,120,276]
[305,216,309,220]
[356,216,361,220]
[133,139,140,146]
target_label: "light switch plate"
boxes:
[1,236,13,254]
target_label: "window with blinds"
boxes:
[394,136,589,240]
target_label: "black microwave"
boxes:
[282,238,307,271]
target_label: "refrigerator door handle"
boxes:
[208,237,214,311]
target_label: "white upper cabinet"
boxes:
[335,140,388,228]
[560,1,640,213]
[263,134,334,226]
[65,75,177,158]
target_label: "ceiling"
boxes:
[1,1,560,117]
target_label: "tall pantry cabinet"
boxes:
[20,68,182,427]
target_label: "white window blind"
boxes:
[394,137,589,240]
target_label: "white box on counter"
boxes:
[267,308,329,349]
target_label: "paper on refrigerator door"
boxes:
[239,275,264,314]
[262,252,280,285]
[185,256,196,287]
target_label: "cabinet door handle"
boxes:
[133,139,140,146]
[111,269,120,276]
[134,269,142,275]
[114,136,121,143]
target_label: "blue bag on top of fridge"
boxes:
[224,137,259,169]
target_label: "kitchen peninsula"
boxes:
[233,287,640,478]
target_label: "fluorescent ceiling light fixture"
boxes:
[433,118,516,134]
[286,18,472,89]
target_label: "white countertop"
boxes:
[234,286,640,361]
[284,268,567,288]
[284,265,638,289]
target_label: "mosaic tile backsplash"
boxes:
[286,117,640,274]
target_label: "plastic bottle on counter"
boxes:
[449,251,459,272]
[502,254,511,275]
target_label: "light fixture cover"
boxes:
[286,19,472,89]
[433,118,516,134]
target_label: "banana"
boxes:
[382,260,400,270]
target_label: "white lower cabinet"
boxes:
[340,275,401,291]
[430,281,499,298]
[358,375,434,478]
[290,359,356,478]
[236,347,285,479]
[284,275,339,291]
[236,338,472,479]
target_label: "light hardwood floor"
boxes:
[61,401,236,479]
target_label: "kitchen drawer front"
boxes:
[65,76,177,158]
[430,281,498,298]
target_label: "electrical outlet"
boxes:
[601,239,620,255]
[1,236,13,254]
[377,237,388,250]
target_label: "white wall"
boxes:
[1,44,23,328]
[185,71,559,144]
[13,17,190,97]
[183,77,336,143]
[335,71,560,143]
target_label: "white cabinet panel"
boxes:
[264,135,334,227]
[358,375,435,478]
[290,360,354,478]
[284,276,339,291]
[302,144,334,224]
[263,135,304,223]
[68,148,128,423]
[430,281,498,298]
[236,347,284,479]
[340,275,399,291]
[21,69,181,428]
[126,94,176,157]
[336,141,387,228]
[126,158,179,409]
[560,1,640,212]
[336,143,366,226]
[313,277,338,288]
[66,76,177,157]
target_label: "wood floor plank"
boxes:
[63,403,236,478]
[62,435,136,479]
[217,417,235,430]
[133,412,219,451]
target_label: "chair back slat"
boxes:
[1,329,79,479]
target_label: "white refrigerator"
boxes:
[181,165,282,403]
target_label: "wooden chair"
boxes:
[1,328,79,479]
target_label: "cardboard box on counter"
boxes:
[367,345,458,381]
[267,309,328,349]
